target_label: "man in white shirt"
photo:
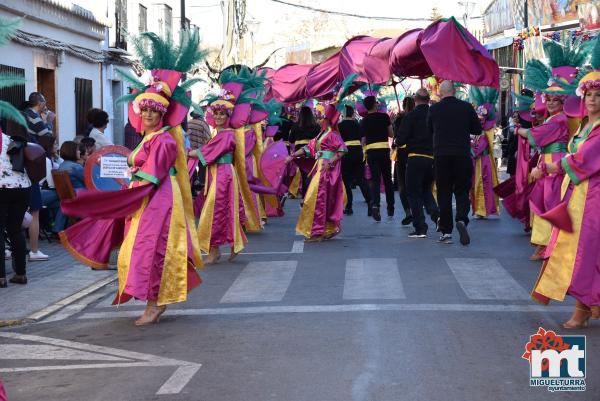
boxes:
[88,109,113,149]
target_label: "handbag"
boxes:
[23,142,47,183]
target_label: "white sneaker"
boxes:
[4,249,11,259]
[29,250,49,261]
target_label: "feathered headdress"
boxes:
[524,37,595,95]
[469,86,498,130]
[0,18,26,127]
[117,28,207,131]
[323,73,359,124]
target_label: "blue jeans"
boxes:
[41,189,67,232]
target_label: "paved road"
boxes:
[1,196,597,401]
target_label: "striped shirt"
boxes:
[23,108,51,143]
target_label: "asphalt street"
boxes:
[1,194,598,401]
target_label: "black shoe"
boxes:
[0,278,7,288]
[367,203,373,217]
[456,221,470,245]
[387,206,394,217]
[372,207,381,222]
[9,275,27,285]
[343,207,353,215]
[408,231,427,238]
[401,215,413,226]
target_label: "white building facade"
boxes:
[0,0,107,142]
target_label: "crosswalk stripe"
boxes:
[343,258,405,300]
[445,258,530,300]
[220,261,297,303]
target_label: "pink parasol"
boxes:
[260,140,289,195]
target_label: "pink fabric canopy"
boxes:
[267,17,499,103]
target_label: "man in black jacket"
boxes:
[395,89,439,238]
[360,96,395,221]
[427,81,482,245]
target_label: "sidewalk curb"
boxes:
[0,274,117,328]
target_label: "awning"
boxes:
[484,37,514,51]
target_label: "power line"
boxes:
[269,0,482,21]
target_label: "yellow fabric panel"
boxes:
[232,166,246,253]
[233,127,261,232]
[296,161,322,238]
[533,178,588,301]
[472,159,486,217]
[289,168,301,197]
[169,126,203,267]
[198,165,217,252]
[157,176,189,306]
[530,154,554,246]
[567,117,581,138]
[116,196,148,303]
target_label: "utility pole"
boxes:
[181,0,186,30]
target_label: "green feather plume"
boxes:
[179,77,204,92]
[591,37,600,70]
[174,28,207,72]
[469,86,498,119]
[238,66,269,90]
[513,92,534,111]
[115,93,139,105]
[0,17,20,46]
[130,28,206,72]
[265,99,283,125]
[336,73,358,103]
[543,37,594,69]
[0,100,26,127]
[524,59,552,92]
[115,68,146,91]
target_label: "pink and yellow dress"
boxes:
[196,128,247,253]
[471,129,500,217]
[524,112,569,247]
[532,118,600,307]
[60,127,202,306]
[296,128,347,239]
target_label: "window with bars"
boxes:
[0,64,25,133]
[74,78,93,137]
[115,0,128,50]
[155,4,173,39]
[139,4,147,33]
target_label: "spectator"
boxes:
[1,128,32,286]
[427,80,482,245]
[81,137,96,156]
[22,92,52,143]
[40,137,64,235]
[187,111,211,149]
[23,92,51,261]
[83,108,101,137]
[58,141,86,190]
[88,109,113,149]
